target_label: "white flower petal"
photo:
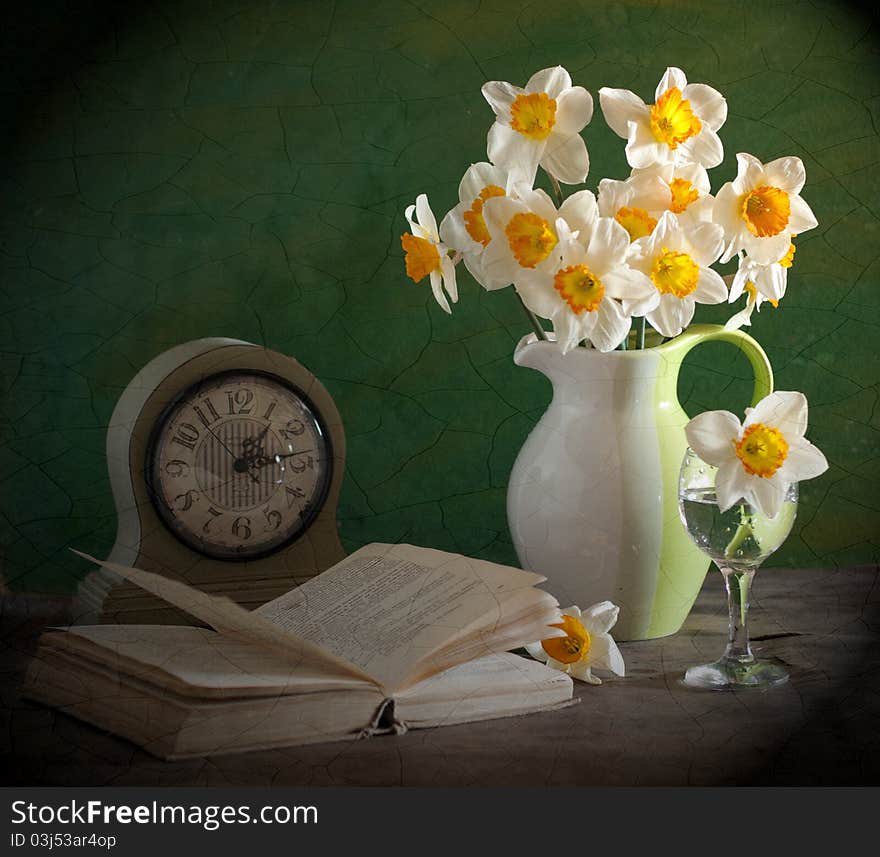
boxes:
[678,125,723,169]
[650,210,679,247]
[725,303,755,330]
[526,66,572,98]
[778,437,829,482]
[646,293,689,338]
[682,82,727,131]
[713,183,745,262]
[517,272,562,320]
[440,254,458,304]
[655,66,688,101]
[439,202,480,253]
[742,232,791,266]
[541,132,590,184]
[429,268,451,314]
[734,153,766,194]
[729,263,749,303]
[745,391,808,438]
[463,252,508,292]
[554,86,593,134]
[598,87,648,138]
[590,298,631,352]
[459,162,508,203]
[715,459,748,513]
[749,474,787,520]
[788,194,818,234]
[763,156,807,195]
[693,266,728,304]
[586,217,629,273]
[487,123,540,186]
[589,633,626,676]
[606,269,658,316]
[524,640,549,662]
[627,117,670,169]
[686,410,742,465]
[552,307,583,354]
[481,80,521,119]
[580,600,620,634]
[559,190,599,235]
[569,661,601,684]
[674,162,711,196]
[415,194,438,239]
[684,221,724,267]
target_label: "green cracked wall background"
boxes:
[1,0,878,593]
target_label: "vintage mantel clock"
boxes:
[75,338,347,624]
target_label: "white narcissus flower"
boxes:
[516,218,657,353]
[632,162,715,228]
[714,153,817,264]
[480,186,599,287]
[685,391,828,520]
[725,242,795,330]
[482,66,593,186]
[597,171,670,242]
[400,194,458,314]
[439,162,515,292]
[599,66,727,169]
[627,211,727,338]
[525,602,625,685]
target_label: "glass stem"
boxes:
[719,566,755,663]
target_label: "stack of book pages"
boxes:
[24,543,575,759]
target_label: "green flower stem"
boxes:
[548,172,564,205]
[636,316,646,350]
[515,290,547,341]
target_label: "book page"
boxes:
[394,652,574,727]
[255,543,553,692]
[70,551,375,686]
[47,626,371,697]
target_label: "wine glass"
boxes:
[678,446,797,689]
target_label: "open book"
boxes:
[23,544,574,759]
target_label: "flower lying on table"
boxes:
[525,602,625,685]
[685,390,828,519]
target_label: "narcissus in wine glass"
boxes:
[678,391,827,689]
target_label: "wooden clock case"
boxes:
[74,338,346,625]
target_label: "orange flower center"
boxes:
[553,264,605,314]
[505,212,558,268]
[615,206,657,241]
[778,239,796,268]
[463,185,506,247]
[734,423,789,477]
[541,614,592,665]
[740,185,790,237]
[510,92,557,140]
[746,281,779,309]
[669,177,700,213]
[649,87,702,149]
[650,247,700,298]
[401,233,440,283]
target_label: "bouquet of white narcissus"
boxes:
[400,66,818,353]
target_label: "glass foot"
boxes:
[683,656,789,690]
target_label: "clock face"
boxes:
[145,370,333,560]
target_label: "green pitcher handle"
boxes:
[659,323,774,406]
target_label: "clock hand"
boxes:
[273,448,315,461]
[240,425,270,458]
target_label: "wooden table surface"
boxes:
[2,564,878,787]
